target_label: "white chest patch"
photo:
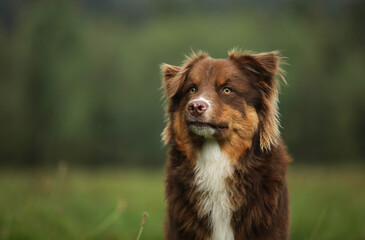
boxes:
[194,140,234,240]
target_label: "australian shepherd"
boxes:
[161,50,291,240]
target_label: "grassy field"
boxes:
[0,166,364,240]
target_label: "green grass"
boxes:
[0,166,364,240]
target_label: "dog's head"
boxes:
[161,50,284,158]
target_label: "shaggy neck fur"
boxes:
[194,139,234,240]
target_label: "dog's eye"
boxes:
[189,87,196,94]
[223,87,232,95]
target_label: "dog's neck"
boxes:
[194,139,235,240]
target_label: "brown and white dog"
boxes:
[161,50,291,240]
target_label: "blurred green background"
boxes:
[0,0,365,239]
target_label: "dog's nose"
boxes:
[188,100,208,117]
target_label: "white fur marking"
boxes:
[188,96,216,137]
[194,140,234,240]
[194,96,211,107]
[190,125,216,138]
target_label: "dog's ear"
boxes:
[161,52,209,98]
[161,64,184,98]
[229,50,285,151]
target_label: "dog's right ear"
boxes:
[161,52,209,98]
[161,64,184,98]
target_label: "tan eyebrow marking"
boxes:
[217,75,227,86]
[193,77,200,85]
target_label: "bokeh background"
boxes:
[1,0,365,239]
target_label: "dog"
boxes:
[161,50,291,240]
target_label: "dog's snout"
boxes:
[188,100,208,117]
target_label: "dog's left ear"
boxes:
[229,51,285,151]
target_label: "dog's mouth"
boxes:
[187,121,228,130]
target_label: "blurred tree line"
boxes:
[0,0,364,167]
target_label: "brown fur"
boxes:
[161,50,291,240]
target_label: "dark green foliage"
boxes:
[0,0,364,166]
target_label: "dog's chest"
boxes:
[194,140,234,240]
